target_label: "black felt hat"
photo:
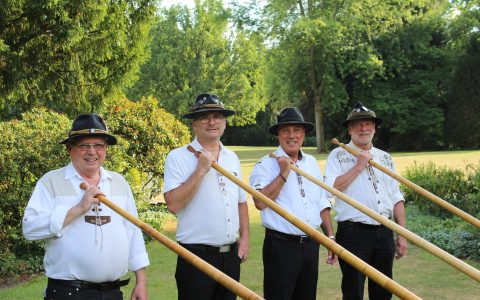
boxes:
[269,107,314,136]
[342,102,383,127]
[59,114,117,145]
[183,93,236,119]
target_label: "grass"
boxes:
[1,148,480,299]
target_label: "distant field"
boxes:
[229,145,480,181]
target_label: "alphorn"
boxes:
[187,146,421,300]
[331,138,480,229]
[79,183,263,300]
[268,153,480,283]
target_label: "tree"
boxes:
[444,0,480,148]
[264,0,438,152]
[127,0,267,126]
[0,0,157,120]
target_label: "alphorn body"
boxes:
[187,146,421,300]
[331,138,480,229]
[79,183,263,300]
[272,154,480,283]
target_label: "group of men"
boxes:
[23,93,406,300]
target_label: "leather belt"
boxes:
[338,220,384,230]
[179,242,237,253]
[48,277,130,291]
[266,228,311,244]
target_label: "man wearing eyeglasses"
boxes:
[163,93,249,300]
[23,114,150,300]
[249,107,336,300]
[324,102,407,300]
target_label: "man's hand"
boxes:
[131,268,148,300]
[356,150,372,170]
[276,155,292,179]
[197,149,215,175]
[76,185,102,215]
[325,249,338,265]
[395,235,407,259]
[237,235,250,263]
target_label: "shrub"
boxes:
[138,203,176,243]
[402,162,480,218]
[407,205,480,261]
[101,96,191,206]
[0,108,71,277]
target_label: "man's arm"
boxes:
[252,156,291,210]
[130,268,147,300]
[393,201,407,259]
[237,202,250,262]
[333,152,371,191]
[63,185,101,228]
[164,152,213,214]
[320,208,337,265]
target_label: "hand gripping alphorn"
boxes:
[331,138,480,229]
[79,183,263,300]
[269,153,480,282]
[187,146,421,300]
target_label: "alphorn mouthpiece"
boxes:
[331,138,340,145]
[79,183,88,190]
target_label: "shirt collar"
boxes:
[64,162,111,182]
[348,141,375,156]
[274,146,305,162]
[189,137,224,153]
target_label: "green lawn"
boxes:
[1,148,480,299]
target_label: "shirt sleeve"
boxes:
[249,156,274,191]
[163,150,185,193]
[323,150,343,196]
[236,163,247,204]
[22,179,69,241]
[387,156,405,204]
[124,182,150,271]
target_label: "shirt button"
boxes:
[377,201,380,204]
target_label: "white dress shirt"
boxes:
[249,147,331,235]
[324,141,404,225]
[163,138,246,246]
[23,163,149,283]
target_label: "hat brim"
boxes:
[342,116,382,127]
[183,108,236,119]
[59,133,117,145]
[269,121,315,136]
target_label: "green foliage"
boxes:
[445,34,480,149]
[127,0,267,126]
[138,203,176,243]
[402,162,480,218]
[101,96,191,204]
[0,0,157,120]
[0,108,71,278]
[263,0,435,151]
[407,205,480,261]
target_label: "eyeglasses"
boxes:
[196,115,226,124]
[74,143,107,151]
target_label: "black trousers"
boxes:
[263,229,320,300]
[175,243,241,300]
[336,221,396,300]
[44,283,122,300]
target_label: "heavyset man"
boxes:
[249,107,336,300]
[163,93,249,300]
[324,102,407,300]
[23,114,150,300]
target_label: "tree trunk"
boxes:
[314,91,325,153]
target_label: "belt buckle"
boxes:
[299,236,308,244]
[219,245,231,253]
